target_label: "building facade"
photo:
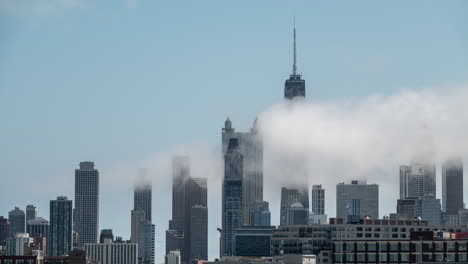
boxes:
[0,216,9,247]
[312,185,325,215]
[8,207,25,238]
[27,217,49,239]
[442,158,464,215]
[48,196,73,256]
[25,205,37,225]
[336,181,379,223]
[139,222,155,264]
[74,161,99,246]
[134,168,152,222]
[85,241,138,264]
[222,138,244,257]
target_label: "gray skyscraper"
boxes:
[284,25,305,100]
[280,187,309,225]
[25,205,37,224]
[400,162,436,200]
[8,207,25,238]
[442,158,464,215]
[139,221,155,264]
[131,209,146,244]
[134,168,152,222]
[74,161,99,246]
[0,216,9,246]
[222,138,244,256]
[166,156,208,264]
[251,201,271,227]
[285,203,309,225]
[190,205,208,261]
[49,196,73,256]
[222,118,263,226]
[312,185,325,215]
[336,180,379,223]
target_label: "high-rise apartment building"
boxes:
[49,196,73,256]
[130,209,146,244]
[25,205,37,224]
[0,216,10,247]
[222,138,244,256]
[251,201,271,227]
[8,207,25,238]
[166,156,208,264]
[75,161,99,246]
[222,118,263,226]
[400,162,436,200]
[134,168,152,222]
[336,180,379,223]
[442,158,464,214]
[312,185,325,215]
[285,203,308,225]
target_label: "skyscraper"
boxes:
[251,201,271,227]
[74,161,99,246]
[336,180,379,223]
[8,207,25,238]
[285,203,309,225]
[222,118,263,226]
[400,162,436,200]
[280,187,308,225]
[134,168,152,222]
[222,138,244,256]
[190,205,208,261]
[139,221,155,264]
[442,158,464,215]
[27,217,49,238]
[25,205,37,224]
[100,229,114,243]
[0,216,9,247]
[312,185,325,215]
[284,25,305,100]
[49,196,73,256]
[166,156,208,264]
[130,209,146,244]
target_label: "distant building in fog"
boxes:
[8,207,25,238]
[312,185,325,215]
[251,201,271,227]
[25,205,37,225]
[336,180,379,223]
[134,168,152,222]
[442,158,464,215]
[280,187,309,225]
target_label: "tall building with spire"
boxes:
[284,25,305,100]
[222,117,263,226]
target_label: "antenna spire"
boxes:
[293,17,297,75]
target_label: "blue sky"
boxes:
[1,0,467,262]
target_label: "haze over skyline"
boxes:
[1,0,468,262]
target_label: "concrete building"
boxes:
[74,161,99,246]
[0,216,9,247]
[311,185,325,215]
[8,207,25,238]
[442,158,464,215]
[336,181,379,223]
[308,213,327,225]
[166,250,181,264]
[25,205,37,225]
[222,117,263,227]
[222,139,244,257]
[134,168,152,222]
[48,196,73,256]
[27,217,49,238]
[252,201,271,227]
[139,221,155,264]
[84,240,138,264]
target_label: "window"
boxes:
[334,254,343,262]
[459,253,467,262]
[392,234,398,238]
[390,253,399,262]
[374,227,381,232]
[447,242,455,251]
[459,243,467,251]
[380,254,387,261]
[357,233,363,238]
[435,243,444,251]
[357,254,365,262]
[357,244,365,252]
[346,253,354,262]
[347,243,355,252]
[401,243,409,251]
[368,243,376,251]
[446,254,456,262]
[374,233,380,238]
[380,243,387,251]
[400,228,406,232]
[357,227,363,231]
[365,233,372,238]
[367,253,376,262]
[392,228,398,232]
[401,253,409,262]
[390,243,399,251]
[365,227,372,232]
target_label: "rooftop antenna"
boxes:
[293,16,297,75]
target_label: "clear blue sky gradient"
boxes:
[1,0,467,262]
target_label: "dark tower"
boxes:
[284,24,305,100]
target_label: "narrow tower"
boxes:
[284,24,305,99]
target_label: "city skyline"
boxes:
[1,1,468,262]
